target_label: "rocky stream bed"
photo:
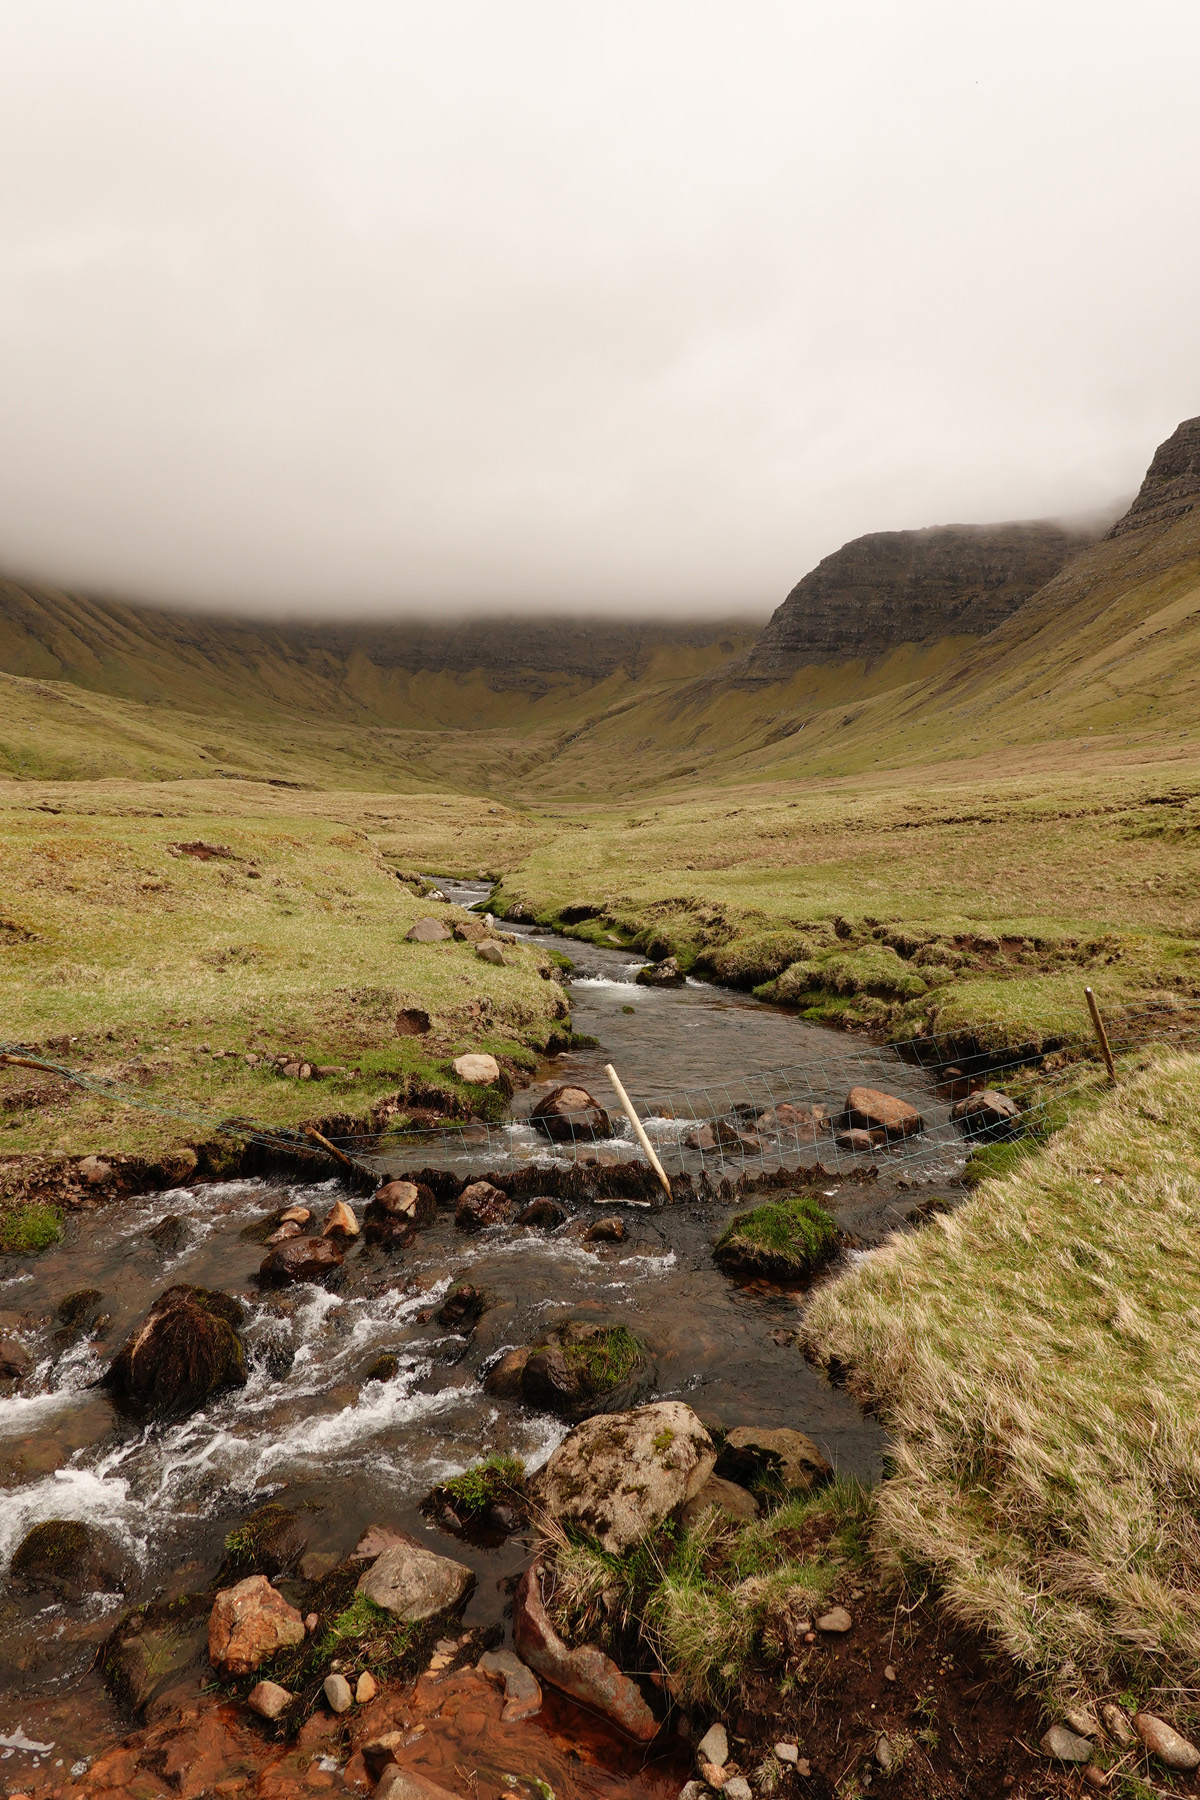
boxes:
[0,884,1011,1799]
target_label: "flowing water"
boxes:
[0,881,965,1788]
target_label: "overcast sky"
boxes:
[0,1,1198,619]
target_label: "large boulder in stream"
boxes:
[531,1400,716,1552]
[530,1084,612,1144]
[102,1285,247,1418]
[10,1520,130,1599]
[842,1086,924,1141]
[519,1321,650,1419]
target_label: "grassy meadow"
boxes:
[0,778,567,1183]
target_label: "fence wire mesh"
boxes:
[356,1027,1113,1192]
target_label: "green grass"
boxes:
[545,1476,870,1707]
[560,1324,645,1392]
[802,1047,1200,1713]
[0,1202,61,1254]
[0,784,569,1198]
[714,1195,838,1280]
[431,1454,526,1521]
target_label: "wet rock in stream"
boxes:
[369,1178,438,1231]
[514,1559,659,1741]
[216,1502,308,1585]
[454,1180,512,1233]
[258,1234,345,1285]
[208,1574,307,1676]
[712,1194,839,1283]
[520,1320,650,1419]
[436,1283,491,1333]
[530,1083,612,1144]
[9,1519,131,1600]
[102,1283,247,1418]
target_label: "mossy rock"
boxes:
[521,1321,650,1419]
[102,1284,247,1418]
[102,1593,213,1714]
[216,1502,307,1585]
[10,1519,129,1600]
[713,1196,838,1283]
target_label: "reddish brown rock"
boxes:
[258,1236,344,1286]
[843,1086,924,1139]
[208,1575,305,1676]
[321,1199,360,1238]
[454,1181,512,1233]
[369,1179,437,1229]
[513,1560,657,1741]
[530,1085,612,1145]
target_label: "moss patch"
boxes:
[714,1195,838,1282]
[0,1201,61,1254]
[425,1454,526,1523]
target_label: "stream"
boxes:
[0,881,966,1789]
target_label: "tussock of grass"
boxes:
[430,1454,525,1521]
[544,1477,870,1707]
[0,1202,61,1253]
[803,1048,1200,1708]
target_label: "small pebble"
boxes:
[1100,1703,1134,1747]
[304,1613,318,1633]
[883,1664,896,1682]
[356,1671,377,1703]
[796,1761,811,1779]
[696,1724,729,1769]
[816,1606,852,1634]
[246,1680,293,1720]
[1040,1724,1092,1764]
[1065,1707,1098,1738]
[1082,1767,1110,1791]
[323,1673,353,1714]
[875,1734,893,1773]
[722,1781,751,1800]
[773,1743,798,1765]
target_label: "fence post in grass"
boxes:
[604,1062,674,1201]
[1083,987,1117,1083]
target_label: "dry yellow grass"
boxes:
[802,1048,1200,1708]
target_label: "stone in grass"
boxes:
[102,1285,247,1419]
[356,1671,377,1703]
[475,941,507,967]
[712,1195,838,1283]
[324,1672,353,1713]
[681,1474,759,1527]
[695,1723,728,1768]
[453,1052,501,1084]
[1040,1724,1093,1764]
[950,1089,1022,1137]
[531,1400,716,1553]
[407,918,451,943]
[356,1535,475,1622]
[815,1606,853,1634]
[716,1425,833,1497]
[1134,1714,1200,1770]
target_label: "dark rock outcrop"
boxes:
[102,1285,246,1417]
[1107,416,1200,539]
[745,520,1097,677]
[258,1236,344,1285]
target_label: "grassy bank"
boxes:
[802,1047,1200,1714]
[0,780,568,1222]
[489,754,1200,1049]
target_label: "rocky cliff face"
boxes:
[744,520,1097,678]
[1106,415,1200,539]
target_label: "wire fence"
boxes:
[3,999,1191,1200]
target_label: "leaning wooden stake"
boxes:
[1084,987,1117,1083]
[301,1123,360,1174]
[604,1062,673,1201]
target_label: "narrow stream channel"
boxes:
[0,883,964,1781]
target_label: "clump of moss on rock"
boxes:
[424,1454,526,1532]
[0,1202,61,1255]
[713,1195,838,1282]
[216,1502,307,1585]
[502,1321,651,1419]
